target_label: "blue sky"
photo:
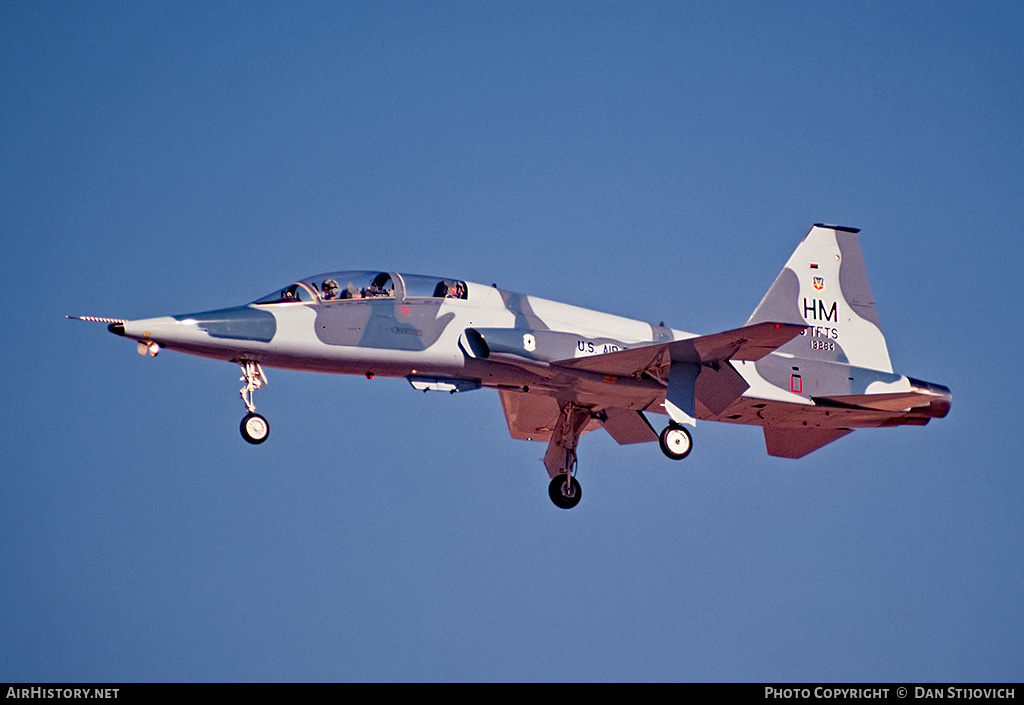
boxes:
[3,1,1022,682]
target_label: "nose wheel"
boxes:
[238,360,270,444]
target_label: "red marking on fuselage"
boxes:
[791,375,803,393]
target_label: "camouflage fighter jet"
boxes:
[70,225,950,508]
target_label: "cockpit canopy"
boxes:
[252,271,468,305]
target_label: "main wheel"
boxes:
[659,423,692,460]
[240,412,270,445]
[548,474,582,509]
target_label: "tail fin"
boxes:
[746,224,892,372]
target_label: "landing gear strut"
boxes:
[543,402,591,509]
[238,360,269,444]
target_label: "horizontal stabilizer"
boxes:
[764,427,852,458]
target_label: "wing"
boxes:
[500,323,806,471]
[669,321,808,364]
[550,321,806,378]
[548,322,805,421]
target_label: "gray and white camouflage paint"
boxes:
[74,224,951,508]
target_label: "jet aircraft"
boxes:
[71,225,950,508]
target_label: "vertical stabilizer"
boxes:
[746,224,892,372]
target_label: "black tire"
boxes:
[659,423,692,460]
[240,412,270,445]
[548,474,582,509]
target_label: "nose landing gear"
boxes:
[238,360,270,444]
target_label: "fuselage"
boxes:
[109,268,950,436]
[85,222,953,495]
[113,272,682,403]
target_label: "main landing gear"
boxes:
[549,473,582,510]
[543,404,696,509]
[546,421,693,509]
[238,360,270,445]
[544,402,591,510]
[659,422,693,460]
[241,412,269,444]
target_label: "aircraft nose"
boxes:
[172,306,277,342]
[108,306,277,357]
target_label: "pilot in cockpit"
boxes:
[321,279,340,300]
[364,273,393,298]
[434,280,467,299]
